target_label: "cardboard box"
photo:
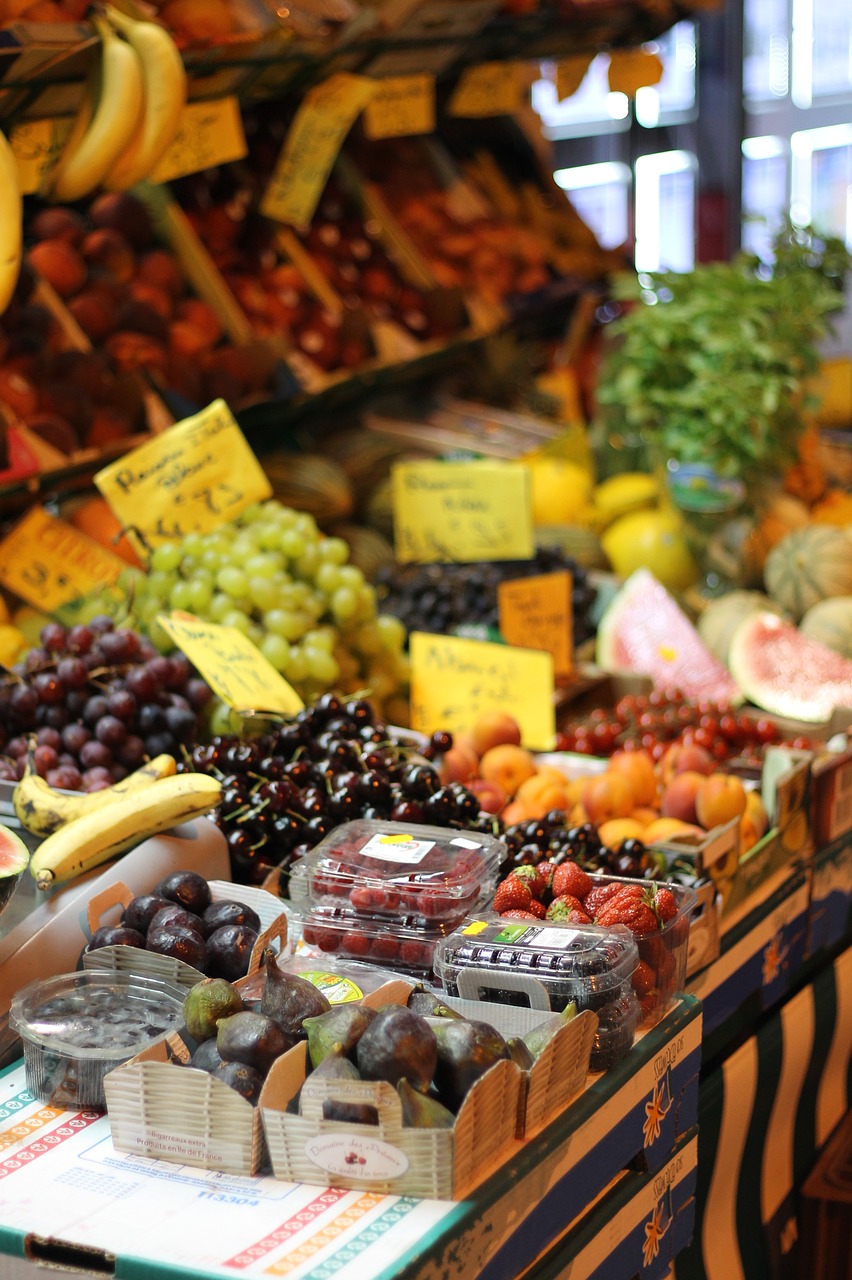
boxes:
[806,832,852,958]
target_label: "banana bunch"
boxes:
[28,771,223,891]
[14,751,178,838]
[42,7,186,204]
[0,126,22,316]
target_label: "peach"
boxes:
[470,708,522,757]
[695,773,748,830]
[515,770,571,818]
[630,806,661,827]
[660,770,707,826]
[28,239,87,297]
[478,743,538,798]
[642,817,707,846]
[466,777,508,815]
[581,770,635,823]
[657,741,716,787]
[608,747,658,808]
[597,817,648,849]
[437,740,479,785]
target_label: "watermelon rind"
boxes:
[728,611,852,723]
[0,824,29,914]
[596,568,742,705]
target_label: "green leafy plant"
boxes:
[595,221,851,490]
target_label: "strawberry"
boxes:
[493,878,533,914]
[509,864,547,901]
[552,861,593,902]
[594,888,659,935]
[546,894,586,922]
[631,960,657,998]
[538,861,558,896]
[527,899,548,919]
[499,909,540,921]
[582,882,623,917]
[654,887,678,924]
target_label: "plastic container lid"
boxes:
[300,902,460,977]
[302,819,504,922]
[10,970,186,1111]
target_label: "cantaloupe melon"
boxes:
[763,525,852,620]
[696,590,783,663]
[799,596,852,660]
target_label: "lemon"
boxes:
[592,472,661,527]
[601,508,699,592]
[527,457,594,526]
[0,624,27,668]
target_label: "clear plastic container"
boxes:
[433,918,641,1072]
[299,903,459,978]
[302,819,504,924]
[10,970,186,1111]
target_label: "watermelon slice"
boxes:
[0,824,29,914]
[728,611,852,723]
[596,568,742,704]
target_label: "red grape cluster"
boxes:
[0,617,211,791]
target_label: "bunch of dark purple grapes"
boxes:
[0,617,212,792]
[184,692,499,889]
[500,814,667,882]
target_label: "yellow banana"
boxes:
[43,15,144,203]
[103,6,187,191]
[0,128,22,315]
[14,753,178,838]
[30,772,223,891]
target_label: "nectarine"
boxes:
[438,740,479,785]
[658,741,716,786]
[470,708,522,757]
[581,770,634,823]
[660,770,707,826]
[478,743,537,797]
[608,747,658,808]
[695,773,747,830]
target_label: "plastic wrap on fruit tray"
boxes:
[299,903,460,979]
[301,819,504,923]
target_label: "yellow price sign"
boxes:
[555,55,593,101]
[260,73,377,229]
[9,118,73,194]
[363,74,436,140]
[148,97,247,185]
[498,571,574,677]
[0,506,127,614]
[409,632,555,751]
[158,612,304,717]
[94,398,272,554]
[447,61,531,118]
[607,50,665,97]
[391,459,534,564]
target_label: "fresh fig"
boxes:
[355,1006,437,1094]
[303,1004,376,1068]
[183,976,244,1042]
[432,1018,510,1112]
[216,1010,293,1075]
[260,947,331,1037]
[397,1077,455,1129]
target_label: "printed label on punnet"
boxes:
[359,833,435,865]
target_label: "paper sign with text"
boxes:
[447,61,531,117]
[392,460,534,564]
[260,74,377,228]
[10,118,73,194]
[498,571,573,676]
[409,631,555,750]
[0,506,127,614]
[157,612,304,716]
[149,97,247,184]
[363,74,436,139]
[94,399,272,554]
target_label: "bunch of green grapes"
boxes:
[120,501,410,723]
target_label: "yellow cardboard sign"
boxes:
[260,73,377,229]
[363,74,436,139]
[158,612,304,716]
[498,571,573,677]
[391,460,534,564]
[0,506,127,613]
[555,55,593,101]
[9,118,73,194]
[607,50,665,97]
[409,632,555,751]
[447,61,531,118]
[148,97,247,185]
[94,399,272,554]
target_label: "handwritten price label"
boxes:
[10,118,73,194]
[409,632,555,751]
[158,613,304,717]
[498,571,573,676]
[0,507,127,613]
[363,74,436,139]
[260,74,377,229]
[94,398,272,554]
[447,61,532,117]
[391,460,534,564]
[149,97,247,185]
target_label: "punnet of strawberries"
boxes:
[491,861,695,1024]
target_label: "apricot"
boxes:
[608,747,658,808]
[581,770,634,823]
[470,708,522,757]
[642,817,707,846]
[658,741,716,786]
[500,798,529,826]
[660,770,707,826]
[515,770,571,817]
[695,773,748,830]
[597,818,649,849]
[630,806,661,827]
[28,239,87,297]
[744,788,769,839]
[478,743,538,798]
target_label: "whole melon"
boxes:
[763,525,852,620]
[800,596,852,660]
[696,590,783,663]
